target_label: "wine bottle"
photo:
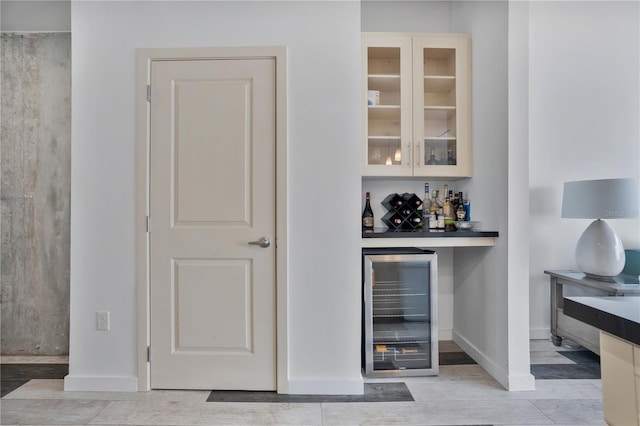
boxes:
[456,193,466,221]
[362,192,374,232]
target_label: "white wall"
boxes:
[67,1,363,393]
[528,1,640,339]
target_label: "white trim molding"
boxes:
[64,375,138,392]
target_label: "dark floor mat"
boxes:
[1,379,29,398]
[530,363,600,379]
[0,364,68,380]
[440,351,477,365]
[207,382,413,402]
[558,350,600,364]
[1,364,68,398]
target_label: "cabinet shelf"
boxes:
[424,76,455,93]
[368,135,401,140]
[424,106,456,110]
[368,74,401,92]
[368,105,401,120]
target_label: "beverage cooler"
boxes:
[362,248,438,377]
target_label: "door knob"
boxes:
[248,237,271,248]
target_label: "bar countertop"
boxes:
[361,228,499,248]
[564,296,640,346]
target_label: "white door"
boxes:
[149,58,276,390]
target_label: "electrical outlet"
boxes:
[96,311,110,331]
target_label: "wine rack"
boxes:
[381,193,423,230]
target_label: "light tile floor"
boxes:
[0,340,604,426]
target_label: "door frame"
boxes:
[135,47,288,392]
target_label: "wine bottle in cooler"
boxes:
[362,192,374,232]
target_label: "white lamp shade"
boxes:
[562,178,639,219]
[575,219,625,277]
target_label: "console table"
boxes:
[543,270,640,354]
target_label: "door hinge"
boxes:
[146,216,151,233]
[147,84,151,102]
[147,346,151,362]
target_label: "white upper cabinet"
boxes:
[362,33,472,178]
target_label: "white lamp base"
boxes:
[575,219,625,278]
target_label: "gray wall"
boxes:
[1,32,71,355]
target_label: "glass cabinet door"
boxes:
[363,252,438,377]
[362,35,412,176]
[413,35,472,178]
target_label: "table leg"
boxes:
[549,276,563,346]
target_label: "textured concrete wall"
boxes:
[1,33,71,355]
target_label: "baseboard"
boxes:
[506,372,536,391]
[452,331,535,391]
[286,377,364,395]
[530,327,551,340]
[64,374,138,392]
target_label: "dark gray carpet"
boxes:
[531,350,600,380]
[439,351,476,365]
[0,363,68,397]
[207,382,413,403]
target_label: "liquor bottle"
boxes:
[443,190,455,231]
[426,147,438,165]
[421,183,431,227]
[431,190,442,211]
[451,191,460,213]
[464,198,471,221]
[442,190,451,218]
[456,195,466,221]
[362,192,374,232]
[428,211,437,229]
[441,185,449,206]
[437,209,445,229]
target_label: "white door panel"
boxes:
[149,58,276,390]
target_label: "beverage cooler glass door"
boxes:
[363,249,438,377]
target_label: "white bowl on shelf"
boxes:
[454,221,478,231]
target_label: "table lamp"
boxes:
[561,178,639,278]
